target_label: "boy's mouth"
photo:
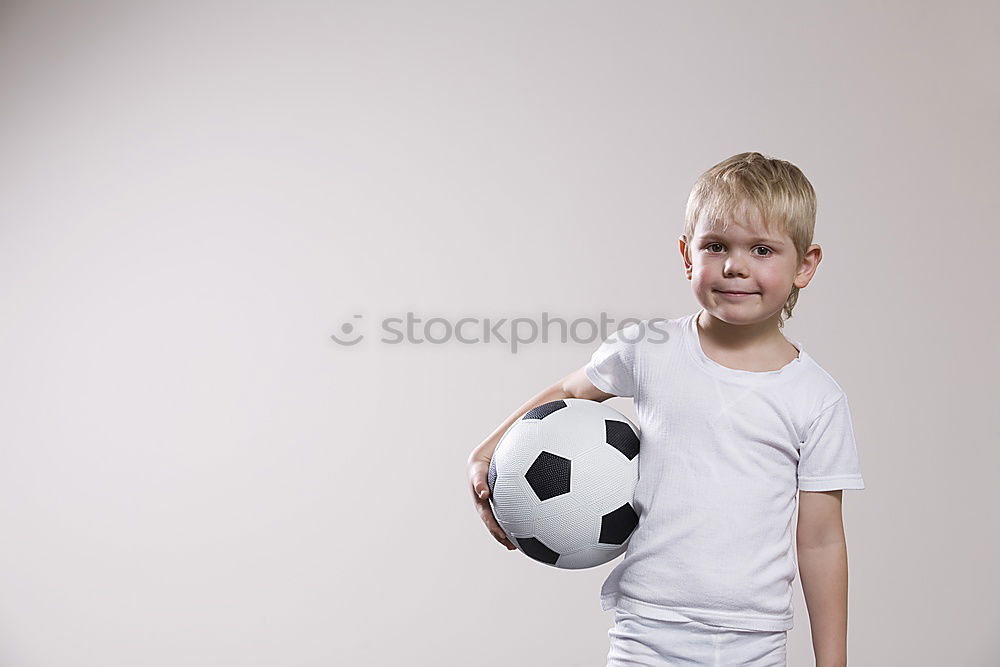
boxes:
[716,289,759,297]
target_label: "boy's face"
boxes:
[678,211,821,327]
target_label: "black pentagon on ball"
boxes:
[516,536,560,565]
[521,400,567,421]
[599,503,640,544]
[605,420,640,460]
[525,451,571,501]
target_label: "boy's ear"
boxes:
[678,235,693,279]
[794,244,823,289]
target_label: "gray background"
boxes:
[1,1,997,665]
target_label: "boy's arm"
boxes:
[468,366,615,465]
[797,489,849,667]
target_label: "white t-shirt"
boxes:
[585,309,865,632]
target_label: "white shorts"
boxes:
[607,608,787,667]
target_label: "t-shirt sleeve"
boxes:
[584,323,641,398]
[797,393,866,492]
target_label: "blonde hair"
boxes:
[683,151,817,328]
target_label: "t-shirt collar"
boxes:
[684,309,806,383]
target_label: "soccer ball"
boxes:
[487,398,641,569]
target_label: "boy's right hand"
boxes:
[468,454,518,551]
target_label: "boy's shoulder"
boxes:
[798,350,847,392]
[778,341,857,437]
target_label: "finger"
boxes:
[471,478,489,501]
[490,527,516,550]
[473,473,489,499]
[476,507,503,539]
[468,459,487,486]
[468,467,488,500]
[482,514,516,550]
[470,476,513,550]
[477,504,500,531]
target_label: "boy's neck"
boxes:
[696,309,787,352]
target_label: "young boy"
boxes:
[467,152,865,667]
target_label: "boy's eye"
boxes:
[704,243,773,256]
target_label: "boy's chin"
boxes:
[701,301,782,326]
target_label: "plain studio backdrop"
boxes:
[0,1,997,665]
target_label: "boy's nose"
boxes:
[724,257,749,278]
